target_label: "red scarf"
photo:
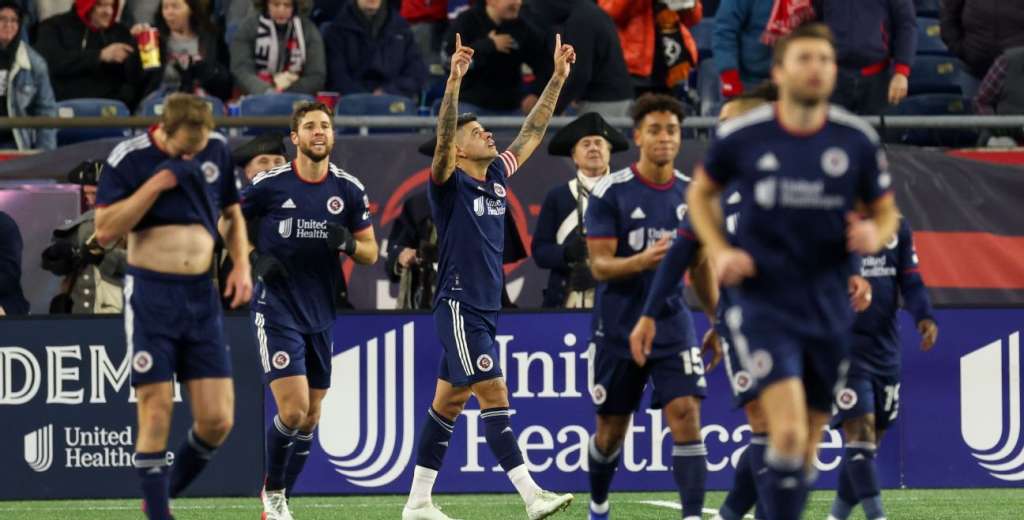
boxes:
[760,0,815,45]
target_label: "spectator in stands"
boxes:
[400,0,447,71]
[443,0,551,113]
[940,0,1024,80]
[0,0,56,150]
[322,0,428,99]
[525,0,633,118]
[0,210,29,316]
[975,47,1024,115]
[231,131,287,188]
[34,0,144,109]
[712,0,776,99]
[598,0,702,97]
[134,0,233,102]
[229,0,326,95]
[814,0,917,114]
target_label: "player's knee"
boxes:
[666,398,702,441]
[196,410,234,443]
[745,401,769,434]
[301,408,321,431]
[278,407,307,431]
[595,415,630,452]
[843,415,876,443]
[472,378,509,408]
[771,424,809,455]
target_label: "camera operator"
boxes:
[532,112,628,308]
[41,160,127,313]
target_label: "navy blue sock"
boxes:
[846,442,885,519]
[284,430,315,498]
[747,434,770,518]
[480,407,524,472]
[265,414,297,491]
[136,451,172,520]
[719,440,760,520]
[764,446,806,520]
[588,435,621,509]
[169,429,217,498]
[415,408,455,471]
[672,441,707,518]
[830,456,857,519]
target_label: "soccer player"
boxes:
[402,33,576,520]
[241,102,379,520]
[686,23,900,520]
[586,93,721,520]
[828,217,937,520]
[94,93,253,520]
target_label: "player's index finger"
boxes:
[456,33,462,49]
[556,33,561,50]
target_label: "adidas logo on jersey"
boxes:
[281,198,296,209]
[630,207,646,219]
[757,152,780,171]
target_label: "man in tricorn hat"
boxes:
[231,133,288,189]
[532,112,628,308]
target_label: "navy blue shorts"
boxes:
[434,299,504,387]
[724,306,850,413]
[125,267,230,387]
[589,342,707,416]
[718,322,758,408]
[832,372,901,431]
[252,312,333,389]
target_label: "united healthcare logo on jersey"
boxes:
[318,322,416,487]
[960,331,1024,481]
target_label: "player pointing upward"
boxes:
[402,33,575,520]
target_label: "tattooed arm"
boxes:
[432,33,474,184]
[507,34,576,168]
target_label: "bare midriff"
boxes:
[127,224,215,275]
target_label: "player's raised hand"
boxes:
[637,236,671,270]
[848,275,872,312]
[449,33,474,81]
[552,33,576,80]
[846,212,882,255]
[918,319,938,351]
[701,327,723,372]
[629,316,656,367]
[712,246,755,286]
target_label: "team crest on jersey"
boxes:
[201,161,220,183]
[750,350,773,379]
[132,351,153,373]
[591,384,607,405]
[493,183,506,198]
[476,354,493,372]
[327,196,344,215]
[272,351,291,370]
[733,370,753,392]
[836,388,858,410]
[278,217,293,238]
[473,196,485,216]
[676,203,688,221]
[821,147,849,177]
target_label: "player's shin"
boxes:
[481,407,541,505]
[672,441,708,520]
[284,430,315,498]
[716,438,762,520]
[169,429,219,497]
[406,408,456,509]
[265,414,298,491]
[845,441,885,520]
[588,434,621,515]
[136,451,173,520]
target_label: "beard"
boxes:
[300,143,331,162]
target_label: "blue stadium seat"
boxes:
[238,93,316,135]
[916,17,948,55]
[908,55,965,95]
[335,94,417,116]
[914,0,939,17]
[55,98,131,146]
[883,94,977,147]
[691,18,715,60]
[138,94,226,117]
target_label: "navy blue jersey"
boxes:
[703,104,891,337]
[586,165,694,358]
[852,218,933,376]
[242,162,372,333]
[96,131,238,238]
[429,150,519,312]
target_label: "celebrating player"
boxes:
[827,217,937,520]
[585,93,720,520]
[401,33,575,520]
[687,23,900,519]
[94,93,252,520]
[242,102,379,520]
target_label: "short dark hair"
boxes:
[772,23,835,65]
[291,101,334,132]
[630,93,685,128]
[456,113,478,130]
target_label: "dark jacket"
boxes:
[532,182,583,308]
[940,0,1024,77]
[0,211,29,316]
[444,5,552,111]
[143,30,233,101]
[524,0,633,113]
[814,0,916,75]
[33,8,143,108]
[323,2,428,98]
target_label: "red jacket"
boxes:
[598,0,701,78]
[75,0,121,31]
[400,0,448,24]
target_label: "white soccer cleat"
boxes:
[526,490,574,520]
[260,487,294,520]
[402,502,459,520]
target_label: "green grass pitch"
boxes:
[3,489,1023,519]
